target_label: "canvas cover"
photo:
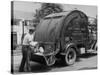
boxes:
[34,10,89,46]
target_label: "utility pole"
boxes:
[21,19,24,45]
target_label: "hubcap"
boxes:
[65,48,76,65]
[67,51,75,62]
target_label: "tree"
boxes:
[34,3,63,23]
[41,3,63,16]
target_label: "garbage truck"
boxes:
[26,10,97,70]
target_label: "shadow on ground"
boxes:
[76,53,97,62]
[80,53,97,58]
[30,53,97,73]
[30,59,68,73]
[30,59,70,73]
[31,64,51,73]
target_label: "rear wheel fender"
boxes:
[60,43,79,55]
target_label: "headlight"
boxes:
[39,47,44,53]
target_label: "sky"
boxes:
[13,1,97,20]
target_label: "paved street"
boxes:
[12,50,97,73]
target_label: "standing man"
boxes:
[19,27,35,72]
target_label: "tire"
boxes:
[64,47,77,66]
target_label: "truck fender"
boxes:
[60,43,79,55]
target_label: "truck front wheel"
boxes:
[64,47,77,65]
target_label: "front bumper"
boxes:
[30,53,47,65]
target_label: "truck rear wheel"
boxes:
[64,47,77,65]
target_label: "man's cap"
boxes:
[28,26,35,31]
